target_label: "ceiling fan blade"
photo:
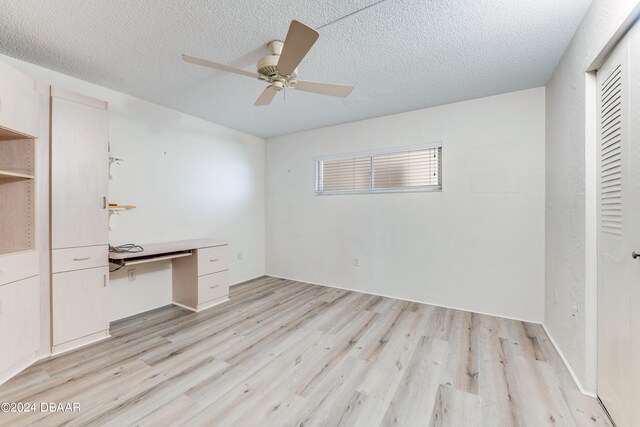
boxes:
[254,86,279,106]
[277,20,319,76]
[294,80,353,97]
[181,54,259,79]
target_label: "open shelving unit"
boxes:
[0,126,36,255]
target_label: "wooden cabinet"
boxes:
[173,243,230,311]
[52,267,109,353]
[0,276,39,384]
[0,59,40,385]
[51,87,108,249]
[0,250,38,287]
[0,60,39,138]
[50,87,110,354]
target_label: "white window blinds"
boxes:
[315,143,442,195]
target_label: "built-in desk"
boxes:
[109,238,230,312]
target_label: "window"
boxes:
[315,143,442,195]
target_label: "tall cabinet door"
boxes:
[50,87,108,249]
[50,87,109,354]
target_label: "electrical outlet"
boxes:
[571,305,578,325]
[128,269,136,281]
[353,257,360,267]
[237,251,243,260]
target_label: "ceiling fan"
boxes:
[182,20,354,106]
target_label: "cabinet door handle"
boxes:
[73,257,90,261]
[103,274,107,287]
[103,196,107,209]
[209,258,219,262]
[209,285,219,289]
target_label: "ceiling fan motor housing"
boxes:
[257,55,280,77]
[257,40,297,80]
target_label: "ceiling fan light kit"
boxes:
[182,20,353,106]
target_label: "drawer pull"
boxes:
[209,258,219,262]
[73,257,90,261]
[209,285,219,289]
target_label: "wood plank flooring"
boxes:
[0,277,611,426]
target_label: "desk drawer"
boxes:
[0,251,38,286]
[198,271,229,304]
[52,246,107,273]
[197,245,228,276]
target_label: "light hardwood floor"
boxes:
[0,277,611,426]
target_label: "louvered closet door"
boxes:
[597,28,633,427]
[629,23,640,427]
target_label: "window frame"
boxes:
[314,142,443,196]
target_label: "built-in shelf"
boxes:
[0,125,34,141]
[0,134,35,253]
[0,247,34,256]
[0,170,35,180]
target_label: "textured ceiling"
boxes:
[0,0,591,138]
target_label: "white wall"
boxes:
[0,54,266,326]
[544,0,638,394]
[266,87,545,322]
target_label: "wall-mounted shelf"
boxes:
[109,204,136,211]
[108,154,124,180]
[108,205,136,231]
[0,170,35,180]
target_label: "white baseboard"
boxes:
[0,353,38,386]
[231,275,268,287]
[269,275,599,399]
[51,331,111,356]
[172,297,229,313]
[267,274,540,325]
[542,323,597,399]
